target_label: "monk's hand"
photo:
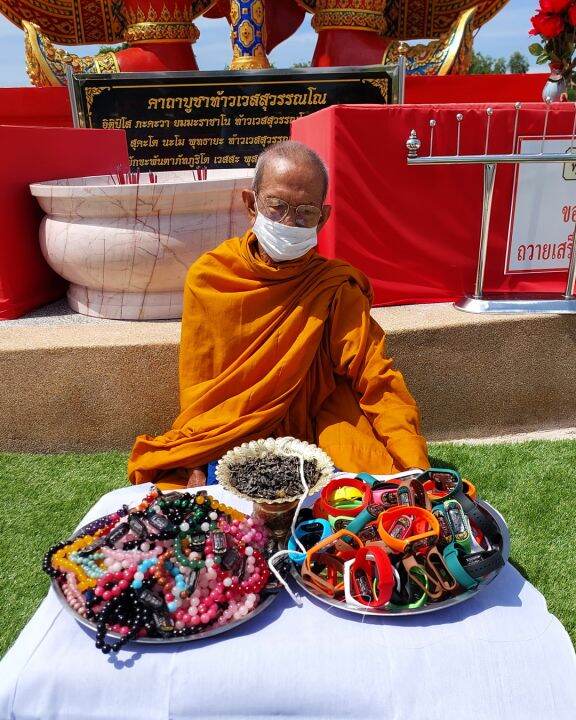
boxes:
[187,466,207,488]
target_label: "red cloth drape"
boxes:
[0,126,129,319]
[292,103,575,306]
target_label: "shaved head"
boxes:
[253,141,329,201]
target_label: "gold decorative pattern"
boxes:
[251,0,264,24]
[229,0,270,70]
[296,0,508,40]
[24,21,58,86]
[305,1,387,34]
[230,0,240,25]
[0,0,216,45]
[238,19,255,47]
[362,77,389,98]
[382,7,475,75]
[124,21,200,43]
[85,87,111,118]
[23,20,107,87]
[1,0,125,45]
[386,0,508,40]
[94,52,121,73]
[313,10,386,33]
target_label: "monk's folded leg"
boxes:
[316,377,399,474]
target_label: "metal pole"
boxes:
[564,225,576,299]
[408,152,576,165]
[397,46,406,105]
[65,65,80,128]
[474,163,497,299]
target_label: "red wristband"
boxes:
[317,477,371,519]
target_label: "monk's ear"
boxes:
[243,189,257,223]
[317,204,332,232]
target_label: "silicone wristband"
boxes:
[305,528,364,563]
[302,552,346,597]
[386,565,428,611]
[462,479,478,500]
[343,559,365,609]
[371,483,400,506]
[441,499,472,553]
[432,504,453,545]
[358,520,381,544]
[346,507,376,535]
[329,515,353,531]
[344,546,394,608]
[443,542,478,590]
[396,478,430,510]
[422,468,463,501]
[402,554,444,600]
[288,518,332,565]
[377,505,440,554]
[302,529,364,597]
[331,487,364,505]
[453,489,501,546]
[461,548,504,579]
[355,472,378,487]
[424,546,458,592]
[320,478,371,519]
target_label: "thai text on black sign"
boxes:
[72,66,396,172]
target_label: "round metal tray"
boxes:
[52,492,279,644]
[290,500,510,617]
[52,580,279,643]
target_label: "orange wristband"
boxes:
[302,529,364,597]
[377,505,440,554]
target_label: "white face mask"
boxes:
[252,205,318,262]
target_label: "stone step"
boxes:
[0,300,574,452]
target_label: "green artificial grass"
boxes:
[0,440,575,658]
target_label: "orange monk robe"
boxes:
[128,230,430,485]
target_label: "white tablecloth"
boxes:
[1,484,575,720]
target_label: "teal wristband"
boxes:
[356,472,377,487]
[443,542,478,590]
[346,507,374,535]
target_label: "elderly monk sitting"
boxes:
[128,141,430,488]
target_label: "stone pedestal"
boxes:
[30,169,254,320]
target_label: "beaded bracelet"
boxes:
[44,489,271,654]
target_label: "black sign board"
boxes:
[70,65,398,172]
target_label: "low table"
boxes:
[1,483,575,720]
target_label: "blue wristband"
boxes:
[288,519,332,564]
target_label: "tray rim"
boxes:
[289,499,510,617]
[52,581,279,644]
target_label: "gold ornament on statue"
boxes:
[229,0,271,70]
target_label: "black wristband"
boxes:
[461,548,504,579]
[456,491,502,546]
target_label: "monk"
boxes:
[128,141,430,488]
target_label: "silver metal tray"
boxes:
[290,500,509,616]
[52,580,279,643]
[52,491,279,644]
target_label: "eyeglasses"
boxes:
[256,193,323,228]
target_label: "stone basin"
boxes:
[30,169,254,320]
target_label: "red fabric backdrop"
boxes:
[292,103,576,306]
[0,74,550,129]
[405,73,549,104]
[0,88,72,127]
[0,126,129,319]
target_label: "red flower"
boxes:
[568,3,576,25]
[529,10,565,37]
[539,0,571,12]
